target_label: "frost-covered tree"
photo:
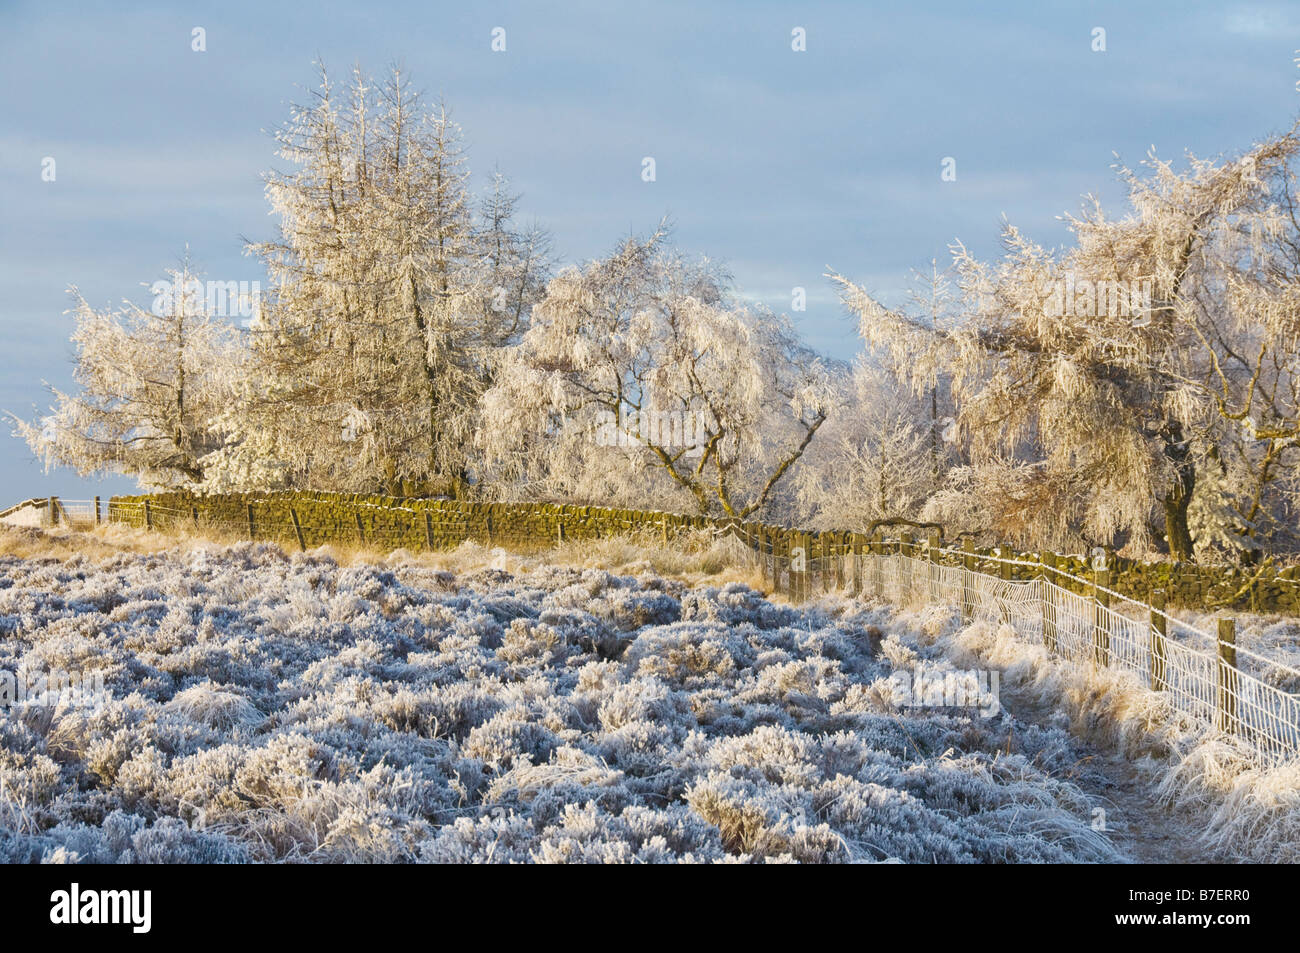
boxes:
[797,264,958,531]
[793,363,942,530]
[225,64,549,496]
[835,121,1300,559]
[11,264,242,488]
[474,171,552,352]
[481,228,833,518]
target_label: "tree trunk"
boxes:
[1162,483,1195,561]
[1159,421,1197,561]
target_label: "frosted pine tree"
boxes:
[230,64,549,496]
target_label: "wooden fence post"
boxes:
[834,532,846,591]
[769,527,778,590]
[794,531,810,602]
[485,511,494,546]
[996,544,1014,624]
[790,531,801,602]
[354,510,365,544]
[424,511,435,549]
[143,499,153,532]
[768,529,779,594]
[758,527,770,588]
[928,531,941,602]
[779,530,790,600]
[774,529,785,597]
[899,532,913,602]
[93,496,101,526]
[1093,569,1111,667]
[961,538,974,623]
[819,533,829,594]
[1040,551,1057,652]
[246,503,255,540]
[1217,618,1238,734]
[850,533,863,598]
[289,507,306,552]
[1150,589,1168,691]
[48,496,57,527]
[872,530,884,599]
[759,525,769,590]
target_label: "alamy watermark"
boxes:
[888,668,1001,718]
[1040,275,1153,324]
[0,668,107,709]
[151,277,262,325]
[50,883,151,933]
[593,400,710,458]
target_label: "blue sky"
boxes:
[2,0,1298,502]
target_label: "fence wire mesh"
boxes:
[863,550,1300,768]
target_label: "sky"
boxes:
[1,0,1298,503]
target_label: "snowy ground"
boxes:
[0,534,1142,864]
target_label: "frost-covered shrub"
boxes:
[0,543,1126,863]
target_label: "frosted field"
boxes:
[0,538,1135,863]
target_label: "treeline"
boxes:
[15,64,1300,563]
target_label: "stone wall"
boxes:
[107,492,1300,613]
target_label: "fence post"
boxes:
[485,511,494,546]
[800,531,809,598]
[48,496,57,527]
[1150,589,1168,691]
[766,527,777,591]
[775,530,787,597]
[246,503,255,540]
[834,532,846,591]
[927,531,941,602]
[94,496,101,526]
[1216,618,1238,734]
[783,530,795,601]
[850,533,863,598]
[1093,569,1111,667]
[801,532,814,602]
[961,538,974,623]
[289,507,306,552]
[1040,551,1057,653]
[899,532,913,602]
[769,528,778,592]
[820,533,830,594]
[768,530,779,595]
[872,530,884,599]
[996,544,1014,624]
[143,499,153,532]
[354,510,365,544]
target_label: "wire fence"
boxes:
[5,493,1300,768]
[664,521,1300,767]
[847,546,1300,768]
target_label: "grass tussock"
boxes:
[0,522,765,593]
[898,605,1300,863]
[0,535,1121,863]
